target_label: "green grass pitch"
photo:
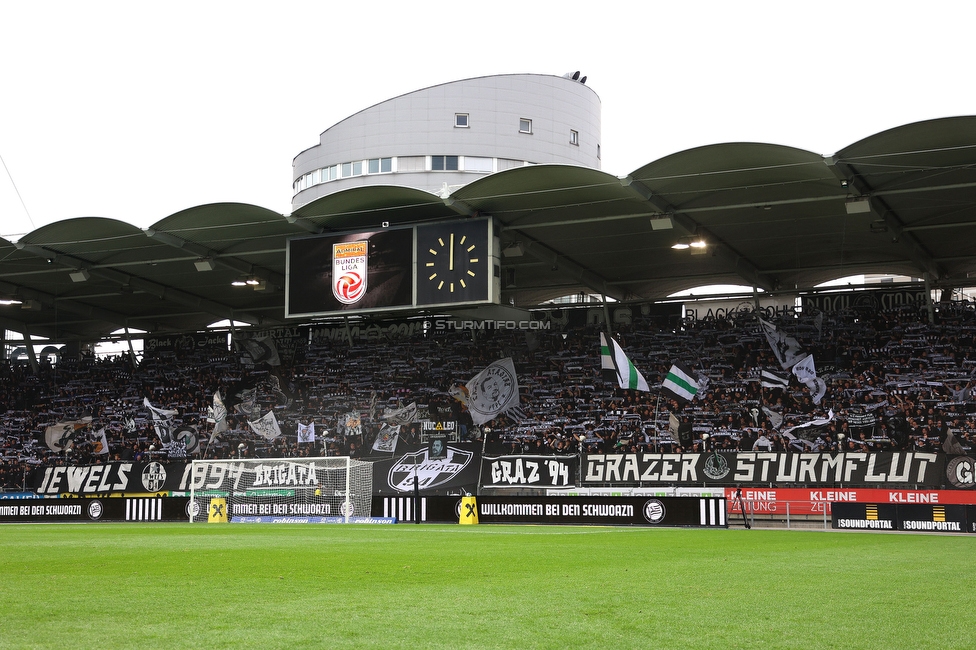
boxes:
[1,523,974,649]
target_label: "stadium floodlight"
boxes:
[845,198,871,214]
[69,269,90,282]
[502,242,524,257]
[194,259,216,272]
[649,216,673,230]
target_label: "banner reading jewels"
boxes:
[480,455,577,489]
[582,452,962,489]
[30,461,192,495]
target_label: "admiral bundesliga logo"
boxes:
[333,241,368,304]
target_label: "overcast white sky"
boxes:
[2,1,974,240]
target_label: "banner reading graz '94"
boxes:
[480,455,577,489]
[582,452,964,489]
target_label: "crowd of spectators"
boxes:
[1,298,974,490]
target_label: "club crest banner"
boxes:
[371,443,480,495]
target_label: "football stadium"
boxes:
[3,72,976,648]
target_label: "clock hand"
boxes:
[449,233,454,271]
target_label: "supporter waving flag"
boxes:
[372,424,399,453]
[600,332,649,391]
[297,422,315,444]
[206,391,228,443]
[248,410,282,441]
[144,397,177,443]
[792,354,827,404]
[465,357,522,425]
[757,317,806,369]
[381,402,417,426]
[761,368,791,390]
[93,428,110,455]
[662,363,699,403]
[44,418,91,452]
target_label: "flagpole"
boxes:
[652,393,661,453]
[601,295,613,338]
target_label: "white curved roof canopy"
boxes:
[2,116,975,342]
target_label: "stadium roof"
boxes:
[3,116,976,343]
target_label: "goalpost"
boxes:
[188,456,373,523]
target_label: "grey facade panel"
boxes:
[292,73,600,209]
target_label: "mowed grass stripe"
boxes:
[1,524,973,649]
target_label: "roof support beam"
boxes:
[499,231,632,301]
[620,176,777,292]
[13,243,275,327]
[442,197,479,217]
[0,277,155,334]
[283,214,325,234]
[143,228,285,289]
[825,157,945,281]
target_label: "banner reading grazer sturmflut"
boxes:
[480,455,577,489]
[582,452,953,488]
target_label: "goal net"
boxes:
[188,457,373,523]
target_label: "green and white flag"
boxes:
[600,333,649,391]
[662,363,699,402]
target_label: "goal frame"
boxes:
[187,456,371,523]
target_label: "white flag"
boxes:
[783,410,835,437]
[94,428,110,455]
[43,418,91,452]
[792,355,817,383]
[207,391,228,443]
[237,335,281,366]
[465,357,521,426]
[758,317,806,369]
[381,402,417,426]
[792,355,827,404]
[600,333,649,391]
[248,411,282,440]
[761,406,784,430]
[372,424,400,453]
[144,397,177,443]
[761,368,791,390]
[297,422,316,444]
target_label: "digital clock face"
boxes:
[415,220,490,306]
